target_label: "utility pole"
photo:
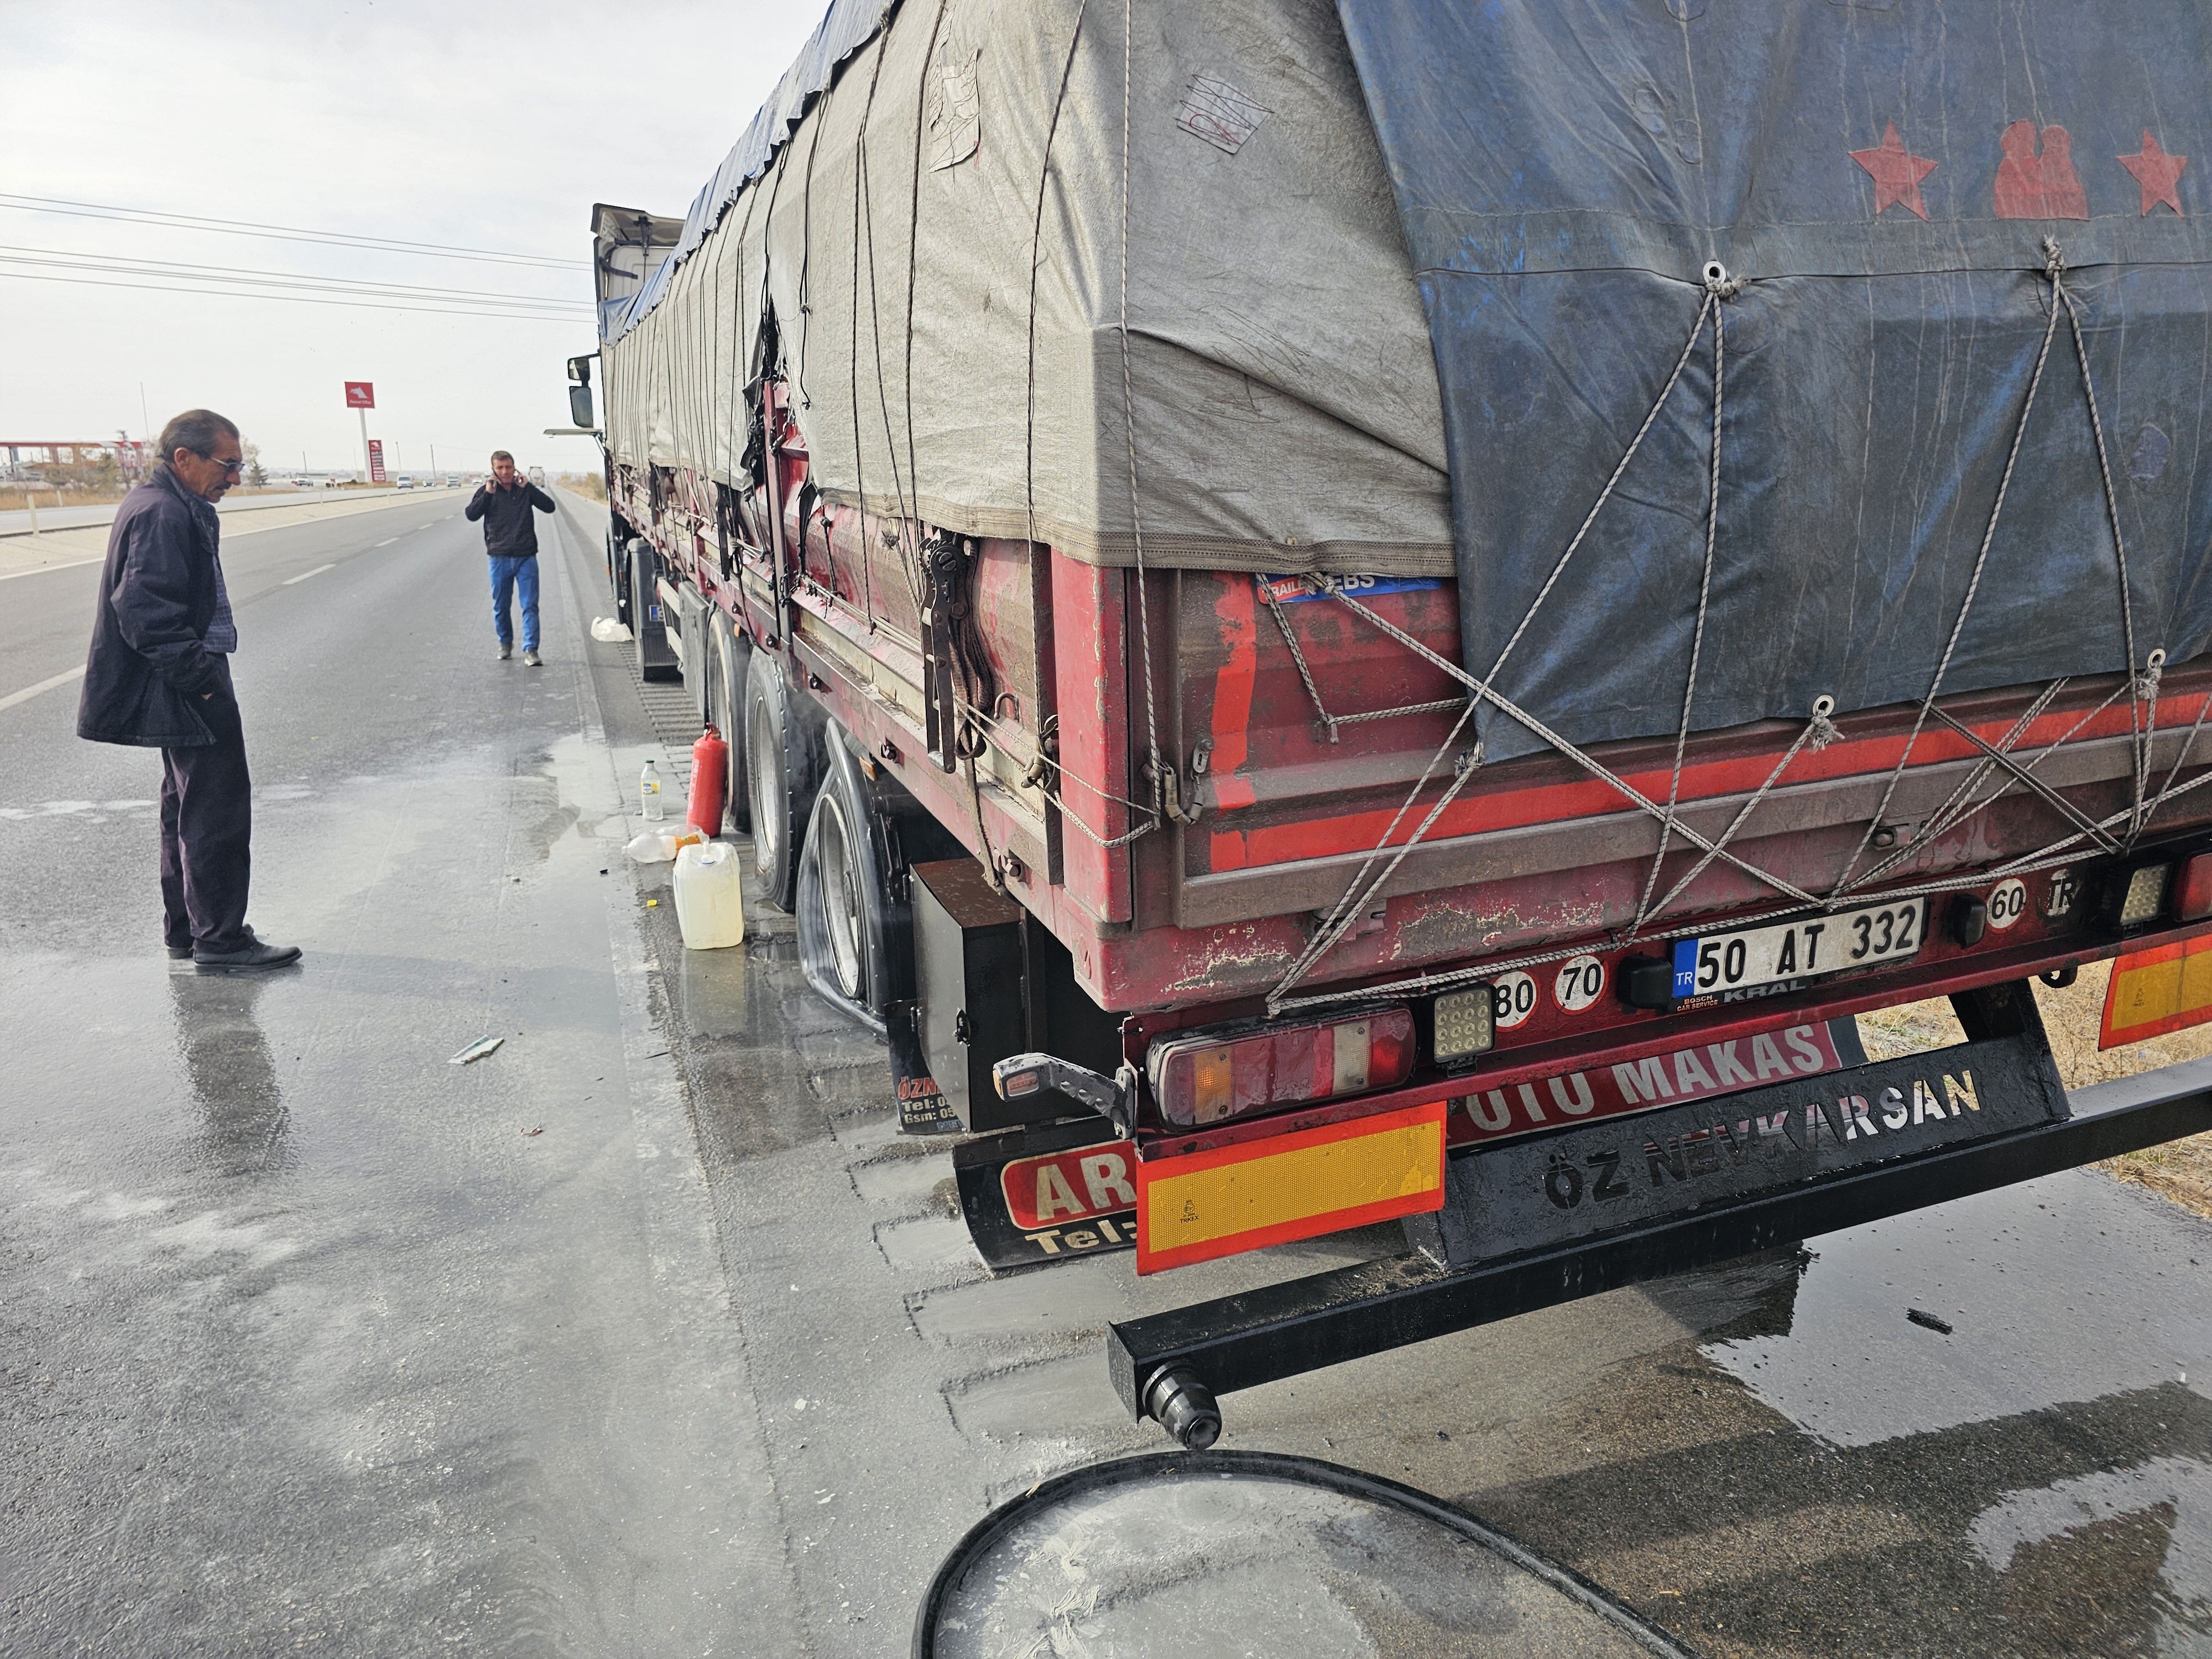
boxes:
[430,442,437,482]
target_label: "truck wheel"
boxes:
[708,609,751,833]
[744,660,826,911]
[802,773,878,1010]
[795,726,951,1021]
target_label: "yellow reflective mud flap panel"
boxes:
[2101,936,2212,1049]
[1135,1100,1447,1274]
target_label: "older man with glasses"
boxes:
[77,408,301,972]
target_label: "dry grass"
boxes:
[1858,960,2212,1218]
[559,472,607,502]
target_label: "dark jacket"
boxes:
[465,479,555,556]
[77,466,227,748]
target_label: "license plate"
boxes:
[1671,898,1926,1000]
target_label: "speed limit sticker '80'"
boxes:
[1553,954,1606,1013]
[1492,970,1537,1029]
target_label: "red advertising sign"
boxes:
[366,439,386,484]
[345,382,375,409]
[1000,1140,1138,1233]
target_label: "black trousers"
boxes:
[160,665,252,953]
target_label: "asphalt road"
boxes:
[2,491,2209,1657]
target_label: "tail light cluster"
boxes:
[2116,850,2212,928]
[1148,1008,1416,1128]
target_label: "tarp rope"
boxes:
[1265,241,2187,1019]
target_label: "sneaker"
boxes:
[193,930,304,973]
[165,942,193,961]
[497,643,513,660]
[522,649,542,667]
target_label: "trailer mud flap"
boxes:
[888,1000,960,1135]
[1410,1027,2067,1272]
[956,1119,1138,1269]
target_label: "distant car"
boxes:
[395,475,414,490]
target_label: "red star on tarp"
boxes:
[2119,132,2188,216]
[1850,122,1937,220]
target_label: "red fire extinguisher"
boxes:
[688,726,728,837]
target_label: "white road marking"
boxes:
[0,556,103,583]
[282,562,337,586]
[0,665,85,714]
[374,537,398,547]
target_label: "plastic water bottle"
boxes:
[640,759,666,821]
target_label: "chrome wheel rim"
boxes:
[749,701,779,877]
[817,796,865,1000]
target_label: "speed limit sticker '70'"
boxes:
[1553,954,1606,1013]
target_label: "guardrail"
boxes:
[0,486,430,542]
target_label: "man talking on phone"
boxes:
[465,450,555,665]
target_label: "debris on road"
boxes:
[449,1035,504,1065]
[590,616,634,642]
[1907,1308,1955,1335]
[520,1126,542,1137]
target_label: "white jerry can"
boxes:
[672,840,746,949]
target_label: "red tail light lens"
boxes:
[1147,1008,1416,1128]
[2178,852,2212,922]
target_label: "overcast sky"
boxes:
[0,0,818,477]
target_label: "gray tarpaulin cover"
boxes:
[604,0,2212,756]
[599,0,1454,578]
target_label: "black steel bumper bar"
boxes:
[1108,1066,2212,1431]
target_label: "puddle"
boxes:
[924,1454,1691,1658]
[1705,1169,2212,1447]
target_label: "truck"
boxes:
[578,0,2212,1447]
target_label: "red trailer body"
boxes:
[593,370,2212,1274]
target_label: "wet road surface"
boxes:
[3,492,2210,1657]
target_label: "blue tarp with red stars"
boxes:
[1337,0,2212,759]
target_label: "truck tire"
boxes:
[799,752,884,1015]
[794,726,961,1022]
[708,608,751,833]
[744,660,827,911]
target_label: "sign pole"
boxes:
[358,408,369,482]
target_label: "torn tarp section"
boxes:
[607,0,895,342]
[1337,0,2212,759]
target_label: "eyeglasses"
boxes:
[205,456,244,475]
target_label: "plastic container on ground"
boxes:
[673,841,745,948]
[639,759,665,820]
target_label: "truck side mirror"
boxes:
[569,384,595,429]
[567,354,593,387]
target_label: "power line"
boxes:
[0,192,580,271]
[0,268,592,324]
[0,245,591,311]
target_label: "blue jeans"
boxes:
[489,554,539,651]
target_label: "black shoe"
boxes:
[166,943,193,960]
[497,643,513,661]
[194,932,304,973]
[522,649,542,667]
